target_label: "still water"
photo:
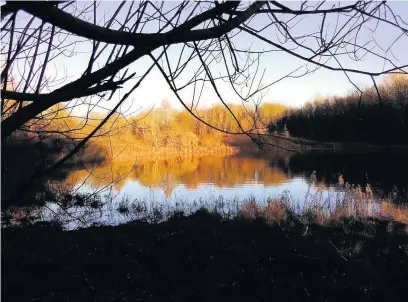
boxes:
[5,151,408,229]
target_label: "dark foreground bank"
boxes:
[2,210,408,302]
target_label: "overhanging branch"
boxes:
[8,1,265,46]
[1,78,132,103]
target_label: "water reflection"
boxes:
[3,150,408,229]
[66,151,408,204]
[67,155,289,197]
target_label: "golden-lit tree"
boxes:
[381,74,408,126]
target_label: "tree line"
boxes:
[129,101,287,149]
[9,101,286,151]
[271,75,408,144]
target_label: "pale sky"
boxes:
[5,1,408,115]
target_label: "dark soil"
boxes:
[2,211,408,302]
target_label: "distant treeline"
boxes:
[12,101,286,156]
[271,75,408,144]
[128,102,287,149]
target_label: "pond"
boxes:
[3,150,408,229]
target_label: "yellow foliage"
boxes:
[80,102,288,158]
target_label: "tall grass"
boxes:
[3,179,407,230]
[238,183,408,226]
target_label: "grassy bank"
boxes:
[263,134,408,153]
[3,209,408,302]
[316,142,408,153]
[91,138,238,160]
